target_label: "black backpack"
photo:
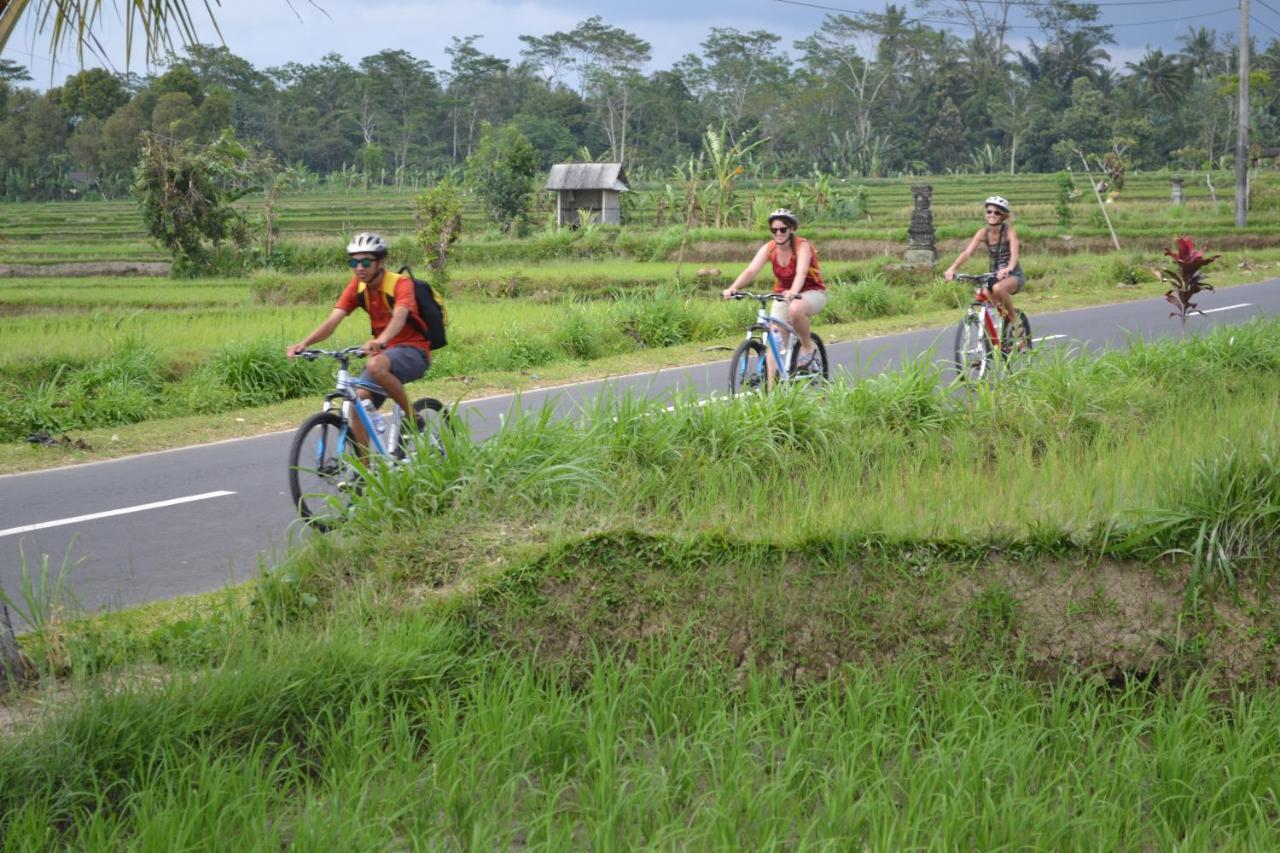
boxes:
[356,266,448,350]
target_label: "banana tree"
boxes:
[703,123,768,228]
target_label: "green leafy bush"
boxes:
[826,275,913,321]
[552,306,627,361]
[201,339,330,406]
[611,287,697,348]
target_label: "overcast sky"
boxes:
[0,0,1266,88]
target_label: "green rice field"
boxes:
[4,169,1280,268]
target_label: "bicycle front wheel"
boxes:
[1001,311,1033,359]
[395,397,452,461]
[729,339,767,396]
[786,332,831,385]
[953,313,991,383]
[288,411,358,529]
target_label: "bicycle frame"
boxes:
[744,297,800,383]
[313,348,404,461]
[971,287,1004,350]
[956,273,1004,350]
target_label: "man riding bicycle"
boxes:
[286,232,431,447]
[944,196,1023,323]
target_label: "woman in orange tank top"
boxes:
[722,208,828,369]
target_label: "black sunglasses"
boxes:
[348,258,377,268]
[985,208,1005,216]
[770,226,791,234]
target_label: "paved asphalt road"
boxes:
[2,279,1277,613]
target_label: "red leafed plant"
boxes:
[1156,236,1220,326]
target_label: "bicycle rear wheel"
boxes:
[953,313,991,383]
[288,411,358,530]
[786,332,830,385]
[728,339,767,396]
[395,397,451,461]
[1001,311,1033,359]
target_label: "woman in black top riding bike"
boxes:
[943,196,1023,322]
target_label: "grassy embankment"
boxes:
[2,318,1280,845]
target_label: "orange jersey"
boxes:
[336,271,431,354]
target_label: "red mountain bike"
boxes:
[951,273,1032,382]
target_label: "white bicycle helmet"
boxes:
[984,196,1010,214]
[346,231,389,256]
[767,208,799,228]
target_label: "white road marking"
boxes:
[1199,303,1251,314]
[663,397,718,413]
[1033,334,1067,343]
[0,491,236,538]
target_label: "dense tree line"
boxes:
[2,2,1279,201]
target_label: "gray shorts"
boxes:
[993,267,1024,295]
[356,346,430,407]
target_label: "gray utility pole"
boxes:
[1237,0,1250,227]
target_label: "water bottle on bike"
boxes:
[360,399,386,436]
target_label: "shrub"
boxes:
[203,339,330,406]
[552,306,624,361]
[466,124,539,230]
[0,339,167,439]
[477,325,555,371]
[1106,254,1148,286]
[174,368,240,414]
[928,278,971,309]
[826,275,913,321]
[611,287,697,348]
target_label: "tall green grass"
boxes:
[333,318,1280,589]
[5,319,1280,845]
[3,615,1280,847]
[0,335,332,440]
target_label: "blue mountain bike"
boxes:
[287,347,449,529]
[727,291,830,395]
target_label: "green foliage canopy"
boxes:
[466,124,539,231]
[132,129,272,271]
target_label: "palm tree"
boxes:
[0,0,212,63]
[1126,48,1189,107]
[1056,31,1111,84]
[1177,27,1223,80]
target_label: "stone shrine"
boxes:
[904,184,938,265]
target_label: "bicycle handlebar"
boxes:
[952,273,998,287]
[731,291,787,303]
[296,346,370,360]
